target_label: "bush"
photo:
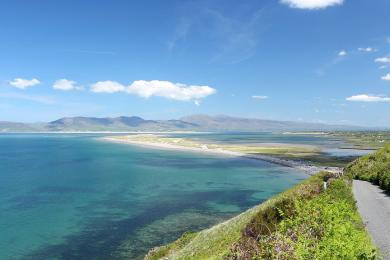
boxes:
[269,179,376,259]
[228,175,377,259]
[345,144,390,192]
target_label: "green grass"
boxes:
[145,200,268,260]
[328,131,390,149]
[145,172,377,259]
[345,144,390,192]
[232,178,376,259]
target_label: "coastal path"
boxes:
[353,180,390,259]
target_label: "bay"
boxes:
[0,134,306,259]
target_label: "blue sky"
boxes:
[0,0,390,126]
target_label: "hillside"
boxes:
[345,144,390,192]
[0,114,361,132]
[145,171,377,259]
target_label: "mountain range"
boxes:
[0,114,363,132]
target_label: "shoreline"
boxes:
[101,137,342,175]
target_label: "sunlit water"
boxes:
[1,134,310,259]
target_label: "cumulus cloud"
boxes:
[346,94,390,102]
[381,73,390,81]
[375,56,390,63]
[280,0,344,9]
[338,50,347,56]
[90,81,126,93]
[358,47,377,52]
[252,95,268,100]
[90,80,216,102]
[9,78,40,89]
[53,79,82,91]
[127,80,216,101]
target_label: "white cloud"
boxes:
[280,0,344,9]
[9,78,40,89]
[381,73,390,81]
[53,79,82,91]
[90,81,126,93]
[90,80,216,102]
[127,80,216,101]
[346,94,390,102]
[379,65,387,69]
[375,56,390,63]
[252,95,268,100]
[338,50,347,56]
[358,47,377,52]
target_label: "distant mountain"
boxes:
[180,114,360,131]
[47,116,156,131]
[0,114,363,132]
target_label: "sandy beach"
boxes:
[102,136,342,175]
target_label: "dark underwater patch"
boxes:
[22,188,259,260]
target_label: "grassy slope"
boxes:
[145,204,261,260]
[345,144,390,192]
[145,172,377,259]
[230,177,376,259]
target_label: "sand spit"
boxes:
[102,136,342,175]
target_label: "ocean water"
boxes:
[0,134,307,259]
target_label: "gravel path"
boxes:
[353,180,390,259]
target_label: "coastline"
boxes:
[101,136,342,175]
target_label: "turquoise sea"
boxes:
[0,134,308,259]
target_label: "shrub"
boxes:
[228,175,377,259]
[345,144,390,192]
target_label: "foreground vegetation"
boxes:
[345,144,390,192]
[146,172,377,259]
